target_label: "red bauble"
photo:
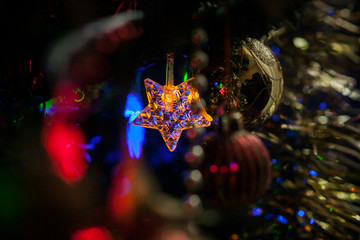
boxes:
[200,113,272,208]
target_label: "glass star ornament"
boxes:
[132,53,213,151]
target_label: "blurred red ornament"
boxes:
[43,119,88,183]
[199,113,272,208]
[108,161,136,224]
[71,226,113,240]
[107,154,151,228]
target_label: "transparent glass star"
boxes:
[132,78,213,151]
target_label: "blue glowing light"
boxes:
[272,114,280,122]
[124,93,145,159]
[298,98,303,103]
[309,170,318,176]
[77,136,102,163]
[286,130,295,137]
[105,150,119,164]
[310,218,314,224]
[297,210,305,217]
[271,46,280,55]
[264,213,275,220]
[272,158,277,164]
[83,152,92,163]
[277,215,288,224]
[319,102,327,111]
[78,136,102,150]
[252,207,263,217]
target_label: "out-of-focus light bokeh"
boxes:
[124,93,144,159]
[43,119,88,183]
[71,226,113,240]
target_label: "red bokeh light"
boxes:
[71,226,113,240]
[43,119,88,183]
[184,152,196,164]
[230,162,239,172]
[219,86,225,96]
[185,128,197,139]
[209,164,218,173]
[220,166,228,174]
[108,161,137,225]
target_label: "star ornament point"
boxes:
[132,78,213,151]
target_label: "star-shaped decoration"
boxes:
[132,76,213,151]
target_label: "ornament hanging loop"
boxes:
[221,112,244,135]
[166,52,175,87]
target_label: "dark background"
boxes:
[0,0,308,239]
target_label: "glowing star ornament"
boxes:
[132,53,213,151]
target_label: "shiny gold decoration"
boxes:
[208,38,283,129]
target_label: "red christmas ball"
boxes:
[199,113,272,208]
